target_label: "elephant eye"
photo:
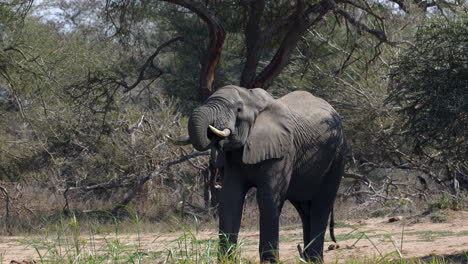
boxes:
[237,107,242,112]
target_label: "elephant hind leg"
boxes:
[304,203,331,262]
[296,157,345,262]
[291,200,329,262]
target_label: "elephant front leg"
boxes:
[257,188,284,263]
[218,180,248,260]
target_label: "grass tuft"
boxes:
[10,208,468,264]
[430,212,448,223]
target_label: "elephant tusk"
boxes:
[165,135,192,146]
[209,125,231,138]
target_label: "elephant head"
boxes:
[185,85,294,165]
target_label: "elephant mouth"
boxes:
[208,125,231,138]
[207,126,232,146]
[207,127,217,141]
[167,125,231,147]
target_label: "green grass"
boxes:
[430,212,448,223]
[342,255,467,264]
[15,209,241,264]
[19,215,157,263]
[429,195,465,211]
[10,209,468,264]
[402,230,468,242]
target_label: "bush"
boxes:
[388,15,468,165]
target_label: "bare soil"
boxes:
[1,210,467,263]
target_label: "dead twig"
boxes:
[344,172,370,185]
[297,244,305,260]
[0,185,10,227]
[110,150,210,215]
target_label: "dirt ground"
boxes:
[1,210,467,263]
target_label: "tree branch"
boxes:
[415,0,438,10]
[59,150,210,193]
[251,0,333,89]
[0,185,10,228]
[334,8,389,43]
[110,150,210,215]
[334,7,414,47]
[344,172,371,185]
[240,0,265,87]
[123,36,184,93]
[161,0,226,99]
[388,0,408,12]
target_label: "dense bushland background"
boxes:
[0,0,466,233]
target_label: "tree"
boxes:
[0,3,208,219]
[101,0,466,209]
[106,0,425,101]
[388,15,468,189]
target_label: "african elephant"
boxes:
[171,85,346,263]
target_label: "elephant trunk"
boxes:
[188,106,215,151]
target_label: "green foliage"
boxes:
[429,212,448,223]
[426,193,466,223]
[0,10,203,227]
[273,13,411,168]
[388,16,468,163]
[0,10,189,186]
[429,193,466,211]
[1,0,468,239]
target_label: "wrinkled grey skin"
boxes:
[188,85,346,263]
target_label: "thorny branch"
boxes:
[59,150,210,192]
[340,158,462,203]
[334,8,391,46]
[57,150,210,215]
[335,7,416,48]
[110,150,210,215]
[123,36,185,93]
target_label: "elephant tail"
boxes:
[330,209,337,243]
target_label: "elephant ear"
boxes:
[242,102,293,164]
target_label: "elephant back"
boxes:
[278,91,337,118]
[278,91,344,161]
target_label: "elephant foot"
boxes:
[260,251,279,263]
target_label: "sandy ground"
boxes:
[1,210,467,263]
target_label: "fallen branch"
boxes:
[344,172,370,185]
[110,150,210,215]
[58,178,135,192]
[359,161,442,183]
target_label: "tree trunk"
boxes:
[161,0,226,100]
[249,0,332,89]
[240,0,265,88]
